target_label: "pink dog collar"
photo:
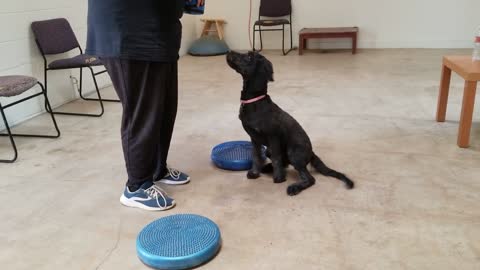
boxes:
[241,95,266,104]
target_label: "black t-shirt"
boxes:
[86,0,184,62]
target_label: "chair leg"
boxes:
[0,104,18,163]
[2,84,61,139]
[253,26,263,52]
[253,27,256,51]
[259,26,263,51]
[290,23,293,50]
[41,82,61,139]
[79,67,83,97]
[88,66,106,115]
[46,68,105,117]
[79,67,120,103]
[0,83,61,163]
[44,67,51,113]
[282,24,294,56]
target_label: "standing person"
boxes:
[86,0,203,211]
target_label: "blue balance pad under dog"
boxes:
[211,141,266,171]
[137,214,221,270]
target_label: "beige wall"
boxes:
[201,0,480,50]
[2,0,479,129]
[0,2,197,129]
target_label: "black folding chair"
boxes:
[31,18,119,118]
[0,76,60,163]
[253,0,294,55]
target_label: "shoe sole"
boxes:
[156,176,191,185]
[120,195,176,211]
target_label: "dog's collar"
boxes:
[241,95,266,104]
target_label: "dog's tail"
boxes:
[311,154,354,189]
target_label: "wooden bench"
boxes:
[299,27,359,55]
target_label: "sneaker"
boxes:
[156,167,191,185]
[120,181,176,211]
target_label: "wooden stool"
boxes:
[299,27,359,55]
[436,56,480,148]
[200,18,227,40]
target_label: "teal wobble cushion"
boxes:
[137,214,221,270]
[188,36,230,56]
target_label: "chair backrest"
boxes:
[31,18,80,55]
[259,0,292,17]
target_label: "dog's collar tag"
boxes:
[241,95,266,104]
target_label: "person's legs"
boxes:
[104,58,171,189]
[102,58,180,210]
[152,62,178,180]
[152,63,191,185]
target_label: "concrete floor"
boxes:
[1,49,479,270]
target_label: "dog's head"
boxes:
[226,51,274,82]
[227,51,274,100]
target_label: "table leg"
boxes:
[215,21,224,40]
[299,36,304,55]
[436,65,452,122]
[457,80,477,148]
[201,21,212,37]
[352,33,357,54]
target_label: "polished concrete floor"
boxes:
[1,49,479,270]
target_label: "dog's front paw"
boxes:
[287,184,302,196]
[261,163,274,173]
[247,170,260,179]
[273,175,286,184]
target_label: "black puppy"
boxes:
[226,51,354,196]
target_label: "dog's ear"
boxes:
[264,59,274,82]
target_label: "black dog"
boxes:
[226,51,354,196]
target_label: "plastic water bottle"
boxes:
[473,27,480,61]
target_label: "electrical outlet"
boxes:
[69,76,79,91]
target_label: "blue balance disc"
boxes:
[137,214,221,270]
[188,36,230,57]
[211,141,266,171]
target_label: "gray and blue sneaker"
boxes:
[120,181,176,211]
[156,167,191,185]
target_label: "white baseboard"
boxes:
[232,39,473,51]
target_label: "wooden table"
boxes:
[299,27,359,55]
[436,56,480,148]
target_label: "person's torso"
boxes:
[87,0,184,61]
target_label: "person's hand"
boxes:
[187,0,204,8]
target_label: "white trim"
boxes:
[157,178,191,185]
[120,195,176,211]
